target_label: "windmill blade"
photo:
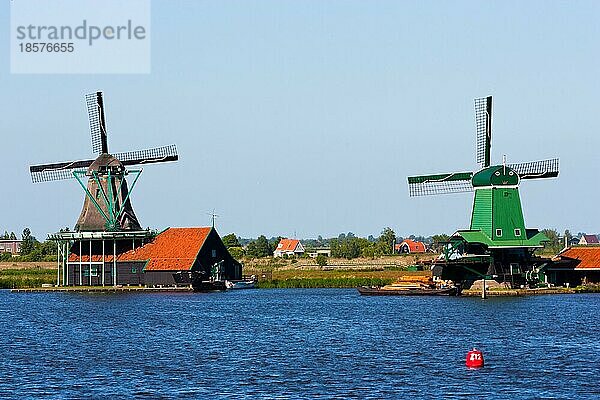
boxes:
[29,159,94,183]
[114,144,179,166]
[407,172,474,197]
[475,96,492,168]
[85,91,108,154]
[508,158,559,180]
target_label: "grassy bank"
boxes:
[254,268,430,288]
[242,254,437,271]
[257,277,395,289]
[0,268,56,289]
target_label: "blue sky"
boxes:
[1,1,599,239]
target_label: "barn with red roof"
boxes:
[396,239,427,254]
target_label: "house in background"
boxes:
[273,238,305,257]
[396,239,426,254]
[578,234,599,245]
[0,240,21,255]
[307,247,332,258]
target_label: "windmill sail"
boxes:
[408,172,474,196]
[508,158,559,180]
[86,91,108,154]
[30,159,95,183]
[475,96,492,168]
[114,144,178,166]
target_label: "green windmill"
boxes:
[407,96,559,288]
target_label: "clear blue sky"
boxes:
[1,1,598,240]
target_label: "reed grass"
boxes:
[256,277,394,289]
[0,268,56,289]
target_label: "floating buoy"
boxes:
[466,348,484,368]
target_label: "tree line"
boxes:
[221,228,451,260]
[221,228,598,260]
[0,228,57,262]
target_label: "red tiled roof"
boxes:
[557,247,600,269]
[276,239,300,252]
[121,227,212,270]
[401,240,426,253]
[70,228,212,271]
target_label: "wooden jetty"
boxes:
[11,286,195,293]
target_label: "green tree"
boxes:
[9,232,16,240]
[376,227,396,256]
[246,235,273,258]
[431,234,450,252]
[315,254,327,267]
[361,243,375,259]
[222,233,241,248]
[228,246,245,260]
[20,228,37,255]
[542,228,561,253]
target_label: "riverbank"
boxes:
[242,254,437,271]
[0,258,433,289]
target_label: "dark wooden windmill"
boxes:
[30,91,178,232]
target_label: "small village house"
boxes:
[0,239,21,255]
[307,247,332,258]
[395,239,426,254]
[578,234,599,245]
[273,238,305,257]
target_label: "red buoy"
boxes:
[466,348,484,368]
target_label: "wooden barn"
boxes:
[64,227,241,287]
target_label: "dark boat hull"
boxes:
[357,286,457,296]
[193,280,226,292]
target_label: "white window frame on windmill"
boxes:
[514,228,522,237]
[495,228,503,237]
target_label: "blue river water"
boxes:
[0,289,598,399]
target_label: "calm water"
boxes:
[0,289,599,399]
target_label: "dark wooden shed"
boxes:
[121,227,242,286]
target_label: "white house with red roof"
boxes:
[273,238,305,257]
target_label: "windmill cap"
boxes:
[472,165,519,187]
[87,153,125,175]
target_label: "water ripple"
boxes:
[0,290,599,399]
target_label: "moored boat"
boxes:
[225,275,257,290]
